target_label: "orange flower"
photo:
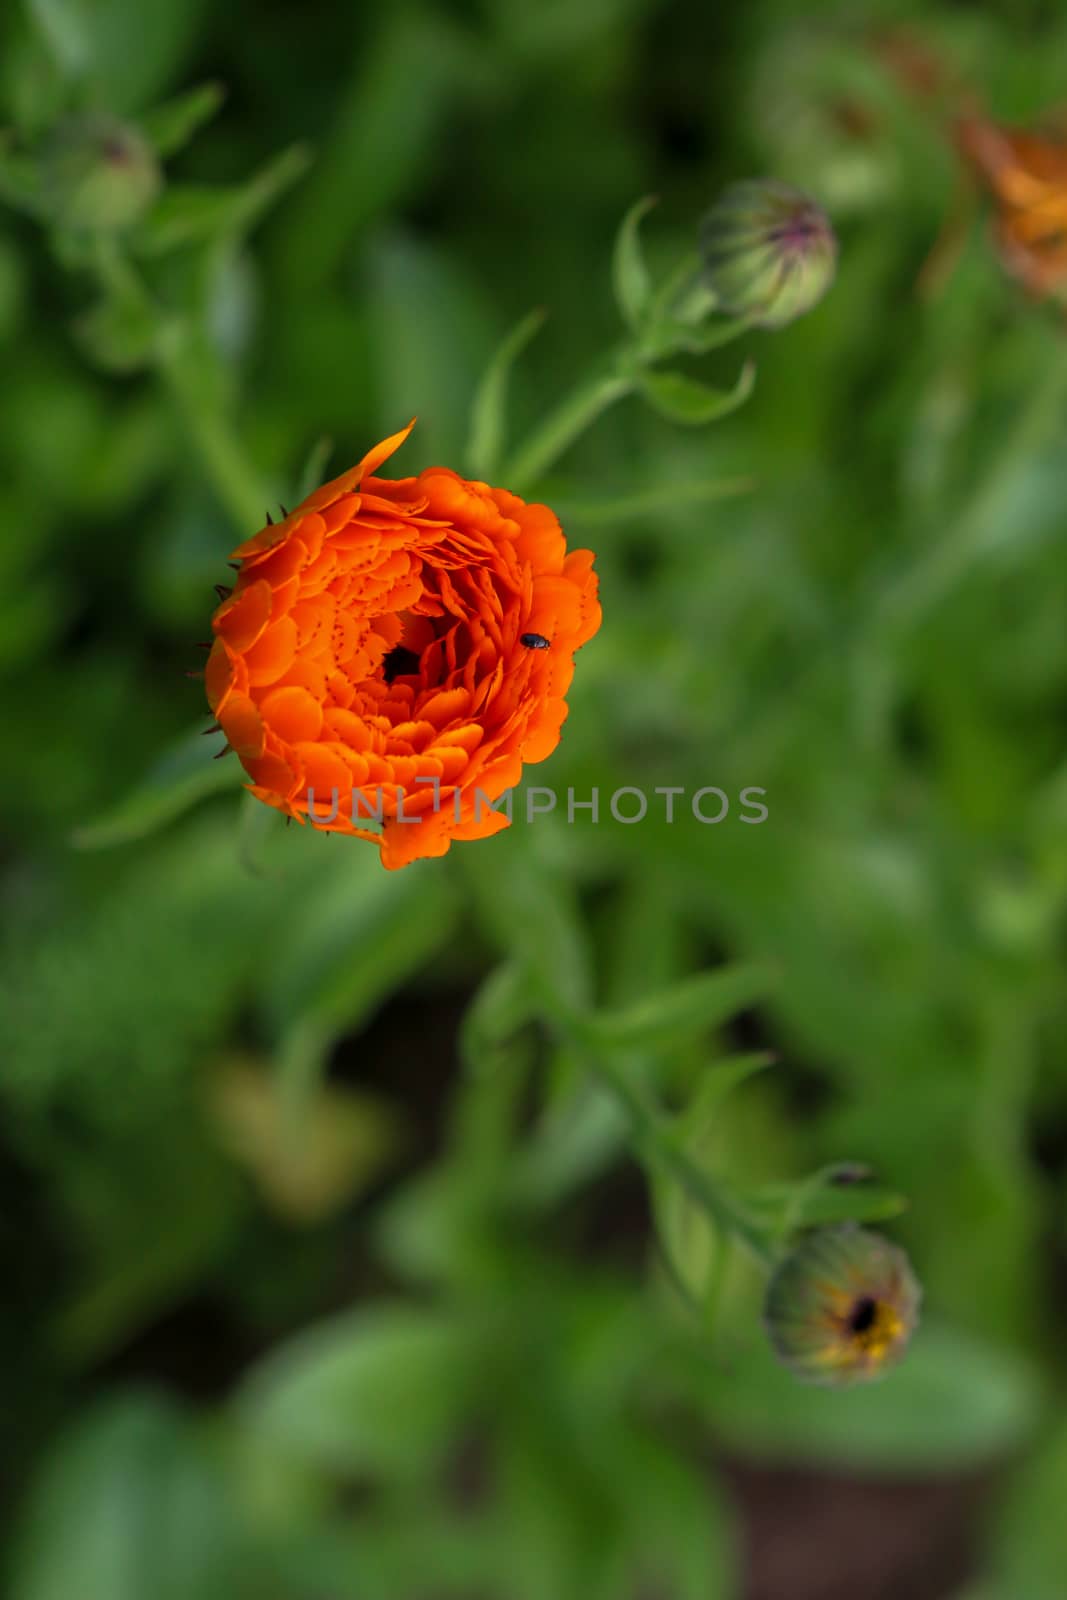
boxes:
[205,421,601,869]
[957,112,1067,299]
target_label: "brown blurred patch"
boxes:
[727,1459,993,1600]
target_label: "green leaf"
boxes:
[25,0,92,79]
[677,1051,777,1139]
[133,144,312,256]
[263,860,457,1041]
[583,964,772,1052]
[26,0,209,111]
[642,313,753,360]
[74,294,157,374]
[677,1323,1041,1473]
[140,82,226,158]
[981,1415,1067,1599]
[460,961,536,1075]
[612,194,657,331]
[8,1395,241,1600]
[236,1304,482,1478]
[71,724,244,849]
[294,434,334,501]
[639,361,756,426]
[261,853,460,1104]
[551,474,753,525]
[601,1428,739,1600]
[671,314,753,353]
[463,845,594,1015]
[467,306,546,479]
[746,1168,910,1234]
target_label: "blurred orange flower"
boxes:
[205,422,600,869]
[957,112,1067,299]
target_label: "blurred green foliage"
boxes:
[4,0,1067,1595]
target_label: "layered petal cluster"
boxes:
[205,422,601,868]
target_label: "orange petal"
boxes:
[525,574,583,638]
[260,685,324,744]
[245,750,300,798]
[294,743,355,806]
[419,686,471,727]
[450,807,512,843]
[379,808,453,870]
[244,615,299,687]
[205,638,245,714]
[219,693,265,760]
[213,579,272,652]
[522,699,569,763]
[358,420,416,488]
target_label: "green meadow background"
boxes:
[3,0,1067,1595]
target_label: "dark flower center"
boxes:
[382,645,421,685]
[848,1296,878,1336]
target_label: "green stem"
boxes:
[155,326,267,533]
[92,236,266,534]
[503,364,636,492]
[647,249,706,323]
[557,1010,775,1269]
[500,276,747,493]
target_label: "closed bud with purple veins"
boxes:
[699,180,837,329]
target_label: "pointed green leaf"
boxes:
[584,964,773,1053]
[639,361,756,426]
[642,313,752,361]
[25,0,92,79]
[8,1396,241,1600]
[552,474,753,525]
[677,1051,777,1141]
[140,82,226,159]
[679,1324,1041,1473]
[237,1304,482,1478]
[463,847,594,1014]
[467,306,546,479]
[612,194,658,331]
[747,1169,909,1234]
[295,435,334,501]
[460,961,535,1075]
[71,724,245,849]
[133,143,312,256]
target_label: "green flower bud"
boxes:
[40,115,161,234]
[763,1224,920,1387]
[699,179,837,329]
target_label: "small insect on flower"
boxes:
[205,421,600,869]
[763,1223,921,1387]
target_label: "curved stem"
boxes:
[555,1008,776,1269]
[502,365,636,492]
[155,325,267,533]
[92,236,266,534]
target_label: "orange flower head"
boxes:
[205,422,601,869]
[957,112,1067,300]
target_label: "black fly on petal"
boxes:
[520,633,551,650]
